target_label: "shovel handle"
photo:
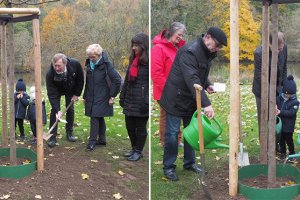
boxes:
[194,84,205,154]
[44,100,74,136]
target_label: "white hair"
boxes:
[86,44,103,56]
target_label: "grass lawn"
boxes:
[150,84,300,199]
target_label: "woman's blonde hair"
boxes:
[86,44,103,56]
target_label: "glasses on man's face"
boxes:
[211,37,223,49]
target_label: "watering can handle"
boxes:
[194,84,205,154]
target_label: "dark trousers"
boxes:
[163,113,195,172]
[125,116,148,151]
[280,132,295,155]
[49,94,74,136]
[88,117,106,145]
[15,118,24,136]
[30,120,37,137]
[255,95,262,137]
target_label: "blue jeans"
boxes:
[163,113,195,172]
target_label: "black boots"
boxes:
[127,150,143,161]
[47,136,57,148]
[67,133,76,142]
[124,149,135,157]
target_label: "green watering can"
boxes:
[183,111,229,150]
[276,116,282,135]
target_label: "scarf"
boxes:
[128,54,140,82]
[89,56,102,70]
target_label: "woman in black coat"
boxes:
[119,33,149,161]
[83,44,122,151]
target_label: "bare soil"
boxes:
[0,143,148,200]
[189,157,300,200]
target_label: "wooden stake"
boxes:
[0,8,40,15]
[260,2,270,164]
[33,18,44,171]
[1,23,8,148]
[229,0,239,196]
[9,19,16,165]
[268,3,279,187]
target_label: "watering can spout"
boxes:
[205,140,229,149]
[288,152,300,159]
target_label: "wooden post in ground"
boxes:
[260,1,270,164]
[268,3,279,186]
[1,23,8,148]
[9,19,16,165]
[229,0,239,196]
[32,17,44,171]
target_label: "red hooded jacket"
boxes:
[151,30,186,100]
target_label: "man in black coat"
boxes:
[252,32,287,150]
[46,53,84,148]
[160,27,227,181]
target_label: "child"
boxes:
[14,79,30,141]
[26,86,47,144]
[276,75,299,162]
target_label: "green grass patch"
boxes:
[150,84,300,199]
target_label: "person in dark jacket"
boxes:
[26,86,47,145]
[151,22,186,147]
[119,33,149,161]
[14,79,30,141]
[83,44,122,151]
[276,75,299,162]
[252,32,287,151]
[160,27,227,181]
[46,53,84,148]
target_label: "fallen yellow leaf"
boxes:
[0,194,10,199]
[162,177,169,181]
[81,173,89,180]
[118,170,125,176]
[22,160,31,165]
[153,130,159,136]
[154,160,162,165]
[91,159,98,163]
[112,156,119,159]
[215,156,220,161]
[35,195,42,199]
[16,141,24,144]
[113,193,123,199]
[286,180,296,185]
[49,154,54,157]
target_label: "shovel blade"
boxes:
[43,133,53,141]
[238,152,250,167]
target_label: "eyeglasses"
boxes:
[211,37,223,49]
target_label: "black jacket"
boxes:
[277,94,299,133]
[26,100,47,124]
[14,92,30,119]
[83,52,122,117]
[252,45,288,97]
[119,63,149,117]
[160,36,216,117]
[46,57,84,99]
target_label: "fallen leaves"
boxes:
[22,160,31,165]
[35,195,42,199]
[112,156,119,159]
[81,173,89,180]
[215,156,221,161]
[90,159,98,163]
[154,160,163,165]
[0,194,10,199]
[118,170,125,176]
[113,193,123,199]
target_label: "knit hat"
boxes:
[283,75,297,94]
[16,79,26,92]
[207,27,228,46]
